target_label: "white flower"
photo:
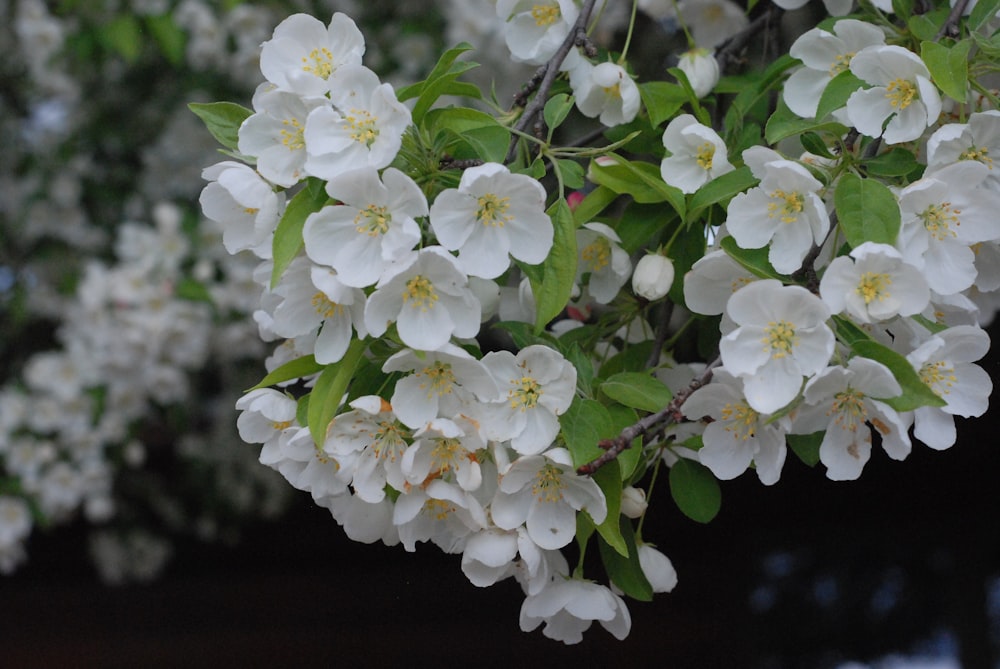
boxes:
[896,161,1000,296]
[683,248,757,316]
[576,222,631,304]
[682,367,790,485]
[491,448,606,550]
[907,325,993,450]
[382,344,498,429]
[520,577,631,644]
[794,357,911,481]
[461,527,519,587]
[567,59,641,126]
[497,0,579,65]
[620,486,648,518]
[660,114,734,194]
[303,65,411,178]
[364,246,481,352]
[238,84,328,188]
[772,0,853,17]
[401,416,486,491]
[726,147,830,275]
[784,19,886,119]
[259,13,365,97]
[480,345,577,455]
[429,162,552,279]
[632,253,675,301]
[677,0,749,49]
[926,110,1000,189]
[677,48,720,98]
[846,45,942,145]
[392,479,487,553]
[719,279,835,414]
[302,167,426,288]
[200,161,283,258]
[820,242,929,323]
[235,388,298,446]
[637,544,678,593]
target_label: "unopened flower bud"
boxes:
[677,48,720,99]
[632,253,675,301]
[621,486,648,518]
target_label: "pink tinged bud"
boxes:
[631,254,675,301]
[566,190,585,211]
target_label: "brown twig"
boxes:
[935,0,970,40]
[439,157,485,171]
[577,356,722,475]
[504,0,599,164]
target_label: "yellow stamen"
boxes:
[509,376,542,411]
[720,402,757,440]
[403,275,438,311]
[531,4,560,26]
[856,272,892,305]
[581,236,612,272]
[301,47,334,79]
[531,463,564,503]
[311,292,345,319]
[885,78,916,111]
[345,108,378,147]
[920,360,957,397]
[696,142,715,171]
[477,193,511,227]
[919,202,961,241]
[767,189,804,224]
[762,320,798,359]
[960,146,993,169]
[280,118,305,151]
[354,204,391,236]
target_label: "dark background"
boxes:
[2,349,998,669]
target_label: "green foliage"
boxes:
[396,43,481,124]
[764,97,850,144]
[720,236,786,280]
[669,459,721,523]
[787,432,823,467]
[247,355,323,392]
[188,102,253,152]
[638,81,688,128]
[834,173,901,247]
[815,70,865,123]
[600,372,673,413]
[598,517,654,600]
[306,340,368,447]
[270,178,329,288]
[921,40,971,104]
[527,198,578,332]
[587,154,686,217]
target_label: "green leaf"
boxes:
[971,30,1000,60]
[247,355,323,391]
[764,96,850,143]
[427,107,510,163]
[543,93,575,135]
[563,343,595,398]
[306,339,367,446]
[687,166,756,223]
[720,236,786,280]
[592,461,626,556]
[787,432,823,467]
[638,81,688,127]
[969,0,1000,29]
[815,70,865,122]
[834,172,901,247]
[561,397,615,467]
[598,517,653,601]
[921,40,971,104]
[864,148,920,177]
[598,341,655,379]
[832,314,872,346]
[668,67,711,126]
[908,12,944,42]
[102,14,142,62]
[571,185,618,226]
[600,372,672,413]
[669,459,721,523]
[146,14,186,66]
[892,0,914,19]
[398,43,481,124]
[850,340,947,411]
[555,158,585,190]
[606,404,643,481]
[528,199,577,332]
[271,178,329,288]
[188,102,253,151]
[492,320,560,351]
[174,278,213,304]
[588,154,686,217]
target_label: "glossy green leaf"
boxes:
[306,339,367,447]
[397,43,480,124]
[864,148,920,177]
[600,372,673,413]
[428,107,510,163]
[188,102,253,151]
[529,199,577,332]
[561,397,615,467]
[572,185,618,226]
[687,166,756,223]
[815,70,865,122]
[271,178,329,288]
[638,81,688,127]
[834,172,901,248]
[921,40,971,104]
[970,0,1000,29]
[543,93,575,135]
[555,158,585,190]
[588,155,686,218]
[593,460,626,556]
[669,459,721,524]
[764,97,850,143]
[599,517,653,600]
[850,340,946,411]
[247,355,323,391]
[787,432,823,467]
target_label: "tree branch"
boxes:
[714,6,780,72]
[935,0,970,40]
[504,0,599,164]
[577,356,722,475]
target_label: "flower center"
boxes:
[960,145,993,169]
[301,47,334,79]
[885,78,916,111]
[280,118,305,151]
[509,375,542,411]
[423,498,455,521]
[345,108,379,147]
[763,319,798,359]
[720,401,757,440]
[403,275,439,311]
[830,388,867,433]
[430,437,464,474]
[354,204,391,236]
[476,193,511,227]
[531,4,560,26]
[532,463,565,503]
[767,189,804,224]
[856,271,892,304]
[370,420,408,462]
[696,142,715,171]
[829,52,854,77]
[919,202,961,241]
[920,360,957,397]
[581,236,612,272]
[270,420,292,430]
[602,82,622,99]
[311,291,345,319]
[418,361,456,398]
